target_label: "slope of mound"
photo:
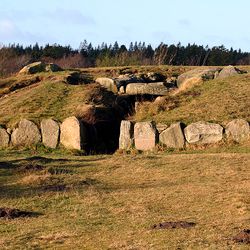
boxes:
[0,77,116,127]
[135,73,250,125]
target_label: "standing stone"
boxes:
[41,119,60,148]
[11,119,41,146]
[0,128,9,148]
[134,122,157,150]
[184,121,223,144]
[159,122,185,148]
[119,121,134,150]
[225,119,250,142]
[60,116,86,150]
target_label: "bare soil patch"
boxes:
[152,221,196,230]
[42,184,68,192]
[233,229,250,244]
[17,162,45,173]
[0,207,37,219]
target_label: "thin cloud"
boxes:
[0,18,53,44]
[178,19,191,27]
[43,8,96,26]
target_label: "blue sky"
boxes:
[0,0,250,51]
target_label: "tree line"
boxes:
[0,40,250,76]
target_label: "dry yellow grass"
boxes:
[135,73,250,125]
[0,150,249,249]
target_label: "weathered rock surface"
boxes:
[134,121,157,150]
[184,121,223,144]
[217,65,245,79]
[141,72,165,82]
[0,128,9,148]
[41,119,60,148]
[156,123,168,133]
[19,62,62,74]
[95,77,118,93]
[119,120,134,150]
[45,63,62,72]
[126,82,169,95]
[60,116,86,150]
[177,68,221,90]
[159,122,185,148]
[11,119,41,146]
[114,74,144,89]
[225,119,250,142]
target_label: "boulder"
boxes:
[184,121,223,144]
[11,119,41,146]
[60,116,87,150]
[45,63,62,72]
[0,128,10,148]
[225,119,250,142]
[19,62,62,74]
[141,72,165,82]
[177,68,221,90]
[154,96,166,104]
[19,62,46,74]
[119,120,134,150]
[126,82,169,95]
[95,77,118,93]
[159,122,185,148]
[217,65,245,79]
[114,74,144,89]
[134,121,157,150]
[41,119,60,148]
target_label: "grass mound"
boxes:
[135,73,250,125]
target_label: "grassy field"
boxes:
[0,149,249,249]
[0,65,249,249]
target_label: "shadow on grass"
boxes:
[0,155,107,199]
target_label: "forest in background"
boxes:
[0,40,250,76]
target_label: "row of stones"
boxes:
[119,119,250,151]
[0,117,85,150]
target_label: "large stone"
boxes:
[159,122,185,148]
[95,77,118,93]
[60,116,87,150]
[114,74,144,89]
[225,119,250,142]
[19,62,46,74]
[184,121,223,144]
[134,122,157,150]
[119,120,134,150]
[41,119,60,148]
[141,72,165,82]
[19,62,62,74]
[0,128,9,148]
[45,63,62,72]
[126,82,169,95]
[11,119,41,146]
[177,68,221,90]
[217,65,245,79]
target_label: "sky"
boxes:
[0,0,250,51]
